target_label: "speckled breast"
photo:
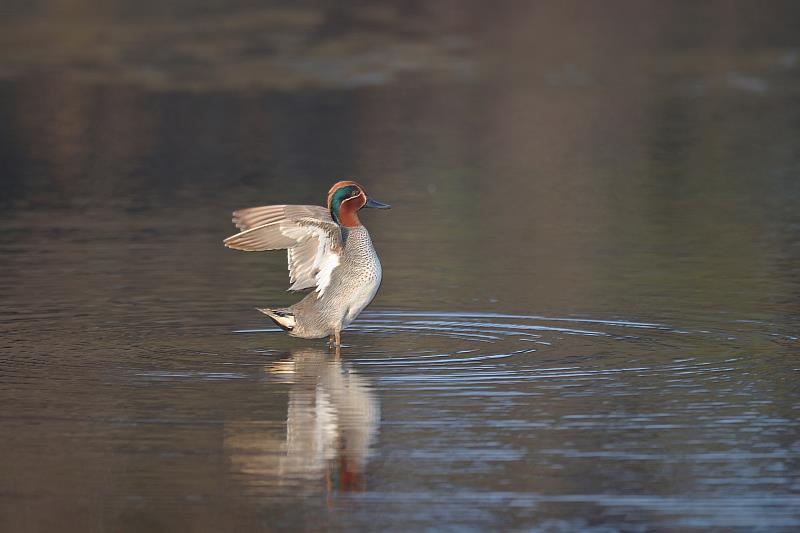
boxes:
[338,226,382,326]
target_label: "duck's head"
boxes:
[327,180,390,227]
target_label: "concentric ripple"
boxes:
[233,309,780,390]
[229,308,799,531]
[235,310,670,346]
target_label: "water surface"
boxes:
[1,1,800,531]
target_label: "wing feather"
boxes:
[224,206,342,296]
[232,205,331,231]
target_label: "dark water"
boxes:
[2,1,800,531]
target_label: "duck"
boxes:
[224,180,390,348]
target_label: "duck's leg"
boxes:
[328,330,341,357]
[334,331,342,358]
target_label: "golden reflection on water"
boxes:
[225,349,379,495]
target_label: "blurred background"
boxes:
[1,1,799,532]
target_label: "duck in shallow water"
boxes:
[224,181,390,348]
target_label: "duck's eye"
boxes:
[350,189,360,197]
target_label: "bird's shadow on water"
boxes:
[224,347,380,497]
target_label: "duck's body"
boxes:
[264,225,382,339]
[224,181,389,347]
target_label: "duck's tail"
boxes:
[256,307,296,332]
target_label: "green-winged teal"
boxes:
[224,181,390,348]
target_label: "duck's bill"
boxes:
[364,197,391,209]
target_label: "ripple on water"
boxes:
[233,310,751,387]
[225,309,800,529]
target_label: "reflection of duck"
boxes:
[225,348,380,494]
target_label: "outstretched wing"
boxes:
[231,204,331,231]
[224,205,342,296]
